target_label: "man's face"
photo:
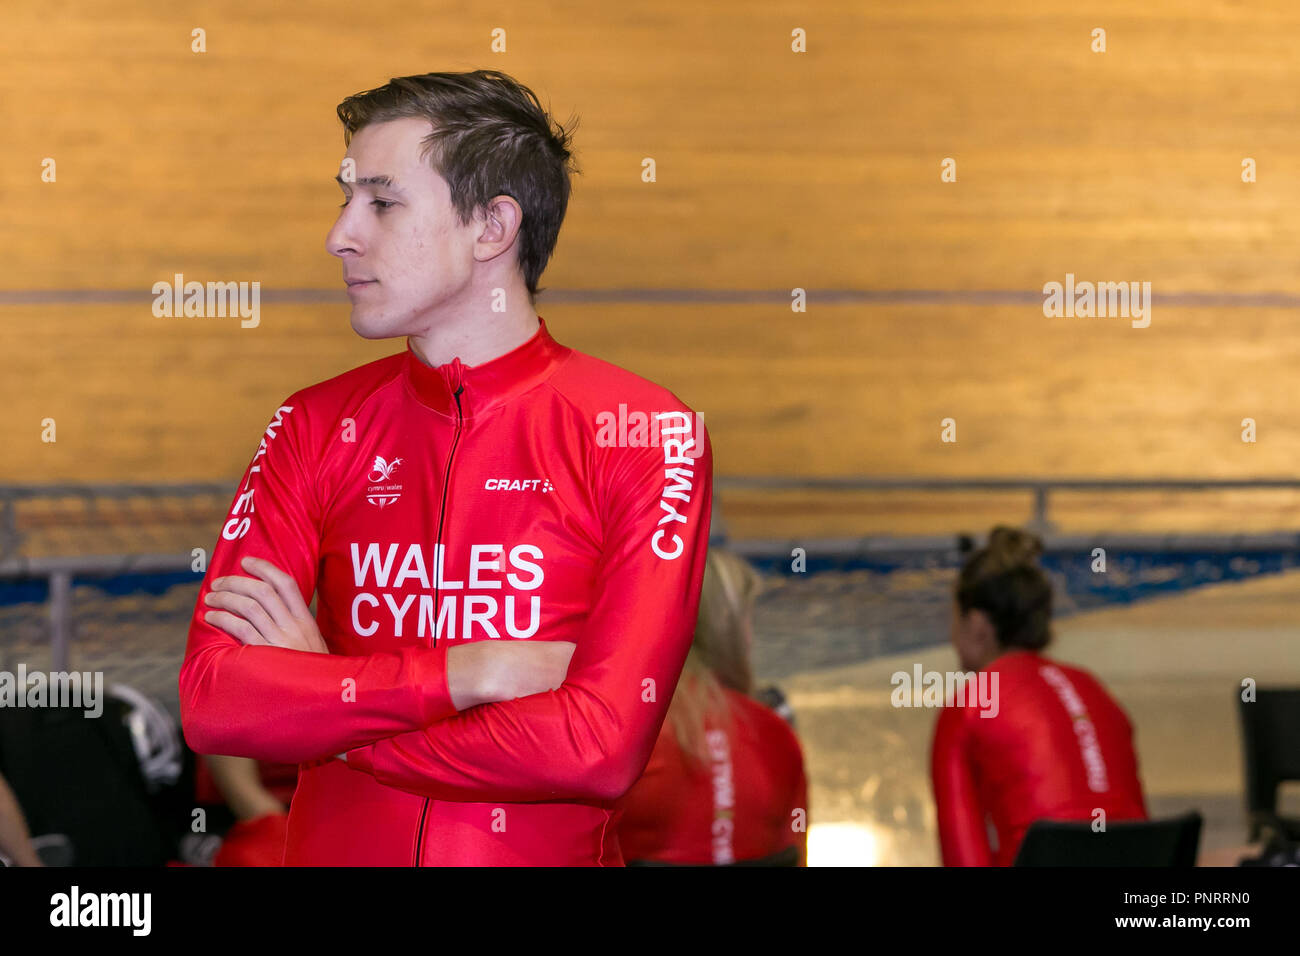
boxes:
[326,117,482,339]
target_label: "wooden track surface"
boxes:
[6,1,1300,537]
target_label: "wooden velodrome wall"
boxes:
[5,1,1300,537]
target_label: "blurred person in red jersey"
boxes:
[931,526,1148,866]
[195,755,297,867]
[617,549,808,866]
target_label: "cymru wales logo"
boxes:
[365,455,404,508]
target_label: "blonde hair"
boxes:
[667,549,762,769]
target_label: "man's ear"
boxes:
[485,195,523,236]
[475,196,520,260]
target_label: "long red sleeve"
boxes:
[344,419,713,803]
[931,706,992,866]
[178,398,458,764]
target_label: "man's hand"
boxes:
[447,641,577,710]
[202,556,327,654]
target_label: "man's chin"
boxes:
[349,311,404,341]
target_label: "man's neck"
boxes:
[408,298,540,369]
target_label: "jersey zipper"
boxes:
[413,359,465,867]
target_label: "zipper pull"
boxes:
[446,356,465,396]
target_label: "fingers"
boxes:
[203,589,282,645]
[207,563,296,633]
[203,557,327,653]
[202,607,272,646]
[241,556,312,621]
[203,557,293,644]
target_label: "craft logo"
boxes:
[484,478,553,493]
[366,455,404,508]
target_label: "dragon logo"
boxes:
[367,456,404,483]
[365,454,405,508]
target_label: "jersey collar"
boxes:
[403,315,569,419]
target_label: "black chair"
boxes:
[1013,812,1202,866]
[1237,688,1300,843]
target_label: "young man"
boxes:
[178,70,713,866]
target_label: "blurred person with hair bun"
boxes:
[931,526,1148,866]
[616,549,808,866]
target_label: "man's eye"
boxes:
[337,199,396,210]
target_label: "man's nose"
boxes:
[326,213,362,258]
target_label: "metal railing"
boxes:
[0,483,230,672]
[5,477,1300,671]
[0,482,233,562]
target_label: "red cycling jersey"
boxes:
[616,683,808,865]
[178,316,713,866]
[930,649,1147,866]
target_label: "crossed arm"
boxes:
[179,398,712,804]
[186,491,708,805]
[181,556,573,763]
[199,555,572,738]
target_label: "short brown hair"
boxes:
[955,525,1053,651]
[336,70,580,299]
